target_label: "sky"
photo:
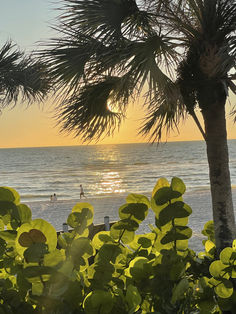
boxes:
[0,0,235,148]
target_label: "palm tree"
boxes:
[0,41,50,111]
[44,0,236,253]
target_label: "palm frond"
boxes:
[0,41,51,108]
[59,0,139,42]
[139,81,185,142]
[56,77,124,142]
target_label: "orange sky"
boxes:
[1,94,236,148]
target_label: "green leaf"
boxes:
[126,193,150,208]
[152,177,170,198]
[83,290,113,314]
[220,247,236,265]
[71,202,94,226]
[24,243,48,263]
[209,260,227,278]
[0,201,18,217]
[159,201,192,226]
[23,265,55,278]
[171,278,189,304]
[0,187,20,204]
[171,177,186,195]
[44,249,65,268]
[215,279,233,299]
[70,237,95,266]
[110,219,138,243]
[205,240,216,256]
[127,257,149,278]
[67,211,88,233]
[111,219,139,232]
[16,219,57,257]
[16,204,32,224]
[161,226,192,244]
[119,202,148,223]
[92,231,114,250]
[97,243,122,263]
[153,187,181,206]
[0,230,17,244]
[125,284,141,312]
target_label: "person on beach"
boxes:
[80,184,86,199]
[50,195,53,202]
[54,193,57,201]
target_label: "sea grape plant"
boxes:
[0,178,235,313]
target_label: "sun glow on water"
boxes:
[95,171,125,194]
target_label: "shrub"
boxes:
[0,178,235,313]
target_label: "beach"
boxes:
[26,188,236,252]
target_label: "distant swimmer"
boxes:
[80,184,86,199]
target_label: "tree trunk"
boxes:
[202,104,236,253]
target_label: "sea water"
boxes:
[1,141,236,250]
[1,140,236,202]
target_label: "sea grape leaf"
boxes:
[126,193,150,208]
[71,202,94,226]
[110,219,138,244]
[70,237,95,264]
[152,177,170,198]
[97,243,122,263]
[67,211,88,233]
[92,231,114,250]
[119,202,148,223]
[43,249,65,268]
[18,229,47,247]
[0,230,17,244]
[158,201,192,226]
[205,240,216,256]
[23,266,55,278]
[220,247,236,265]
[0,187,20,205]
[129,233,156,252]
[214,279,233,298]
[127,257,149,278]
[202,220,215,242]
[110,227,135,244]
[171,278,189,304]
[209,260,228,278]
[32,281,44,296]
[48,272,70,298]
[171,177,186,195]
[24,243,48,263]
[125,284,141,312]
[16,204,32,224]
[111,219,139,232]
[83,290,113,314]
[161,226,192,244]
[16,219,57,257]
[89,262,114,286]
[153,187,181,206]
[0,201,18,217]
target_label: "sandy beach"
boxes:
[26,189,236,252]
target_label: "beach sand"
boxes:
[26,189,236,252]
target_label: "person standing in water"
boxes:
[80,184,86,199]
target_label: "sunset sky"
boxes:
[0,0,235,148]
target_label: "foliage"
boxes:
[0,41,50,111]
[0,178,235,313]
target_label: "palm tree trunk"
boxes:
[202,104,236,253]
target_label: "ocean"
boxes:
[1,140,236,202]
[1,140,236,250]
